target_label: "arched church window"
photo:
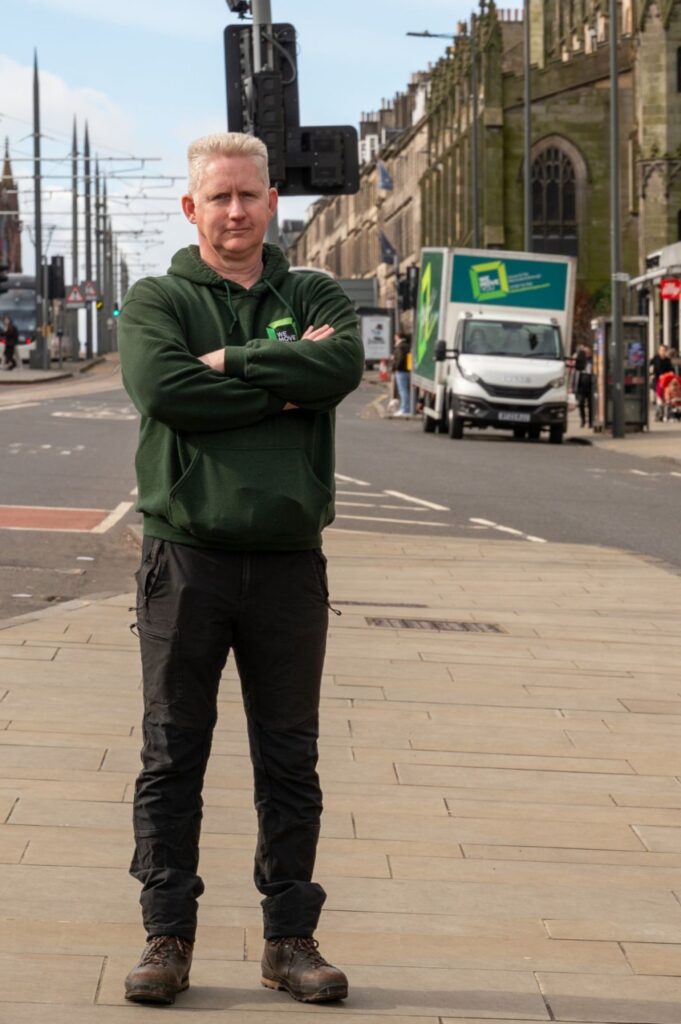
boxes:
[532,146,578,257]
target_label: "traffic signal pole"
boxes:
[251,0,280,246]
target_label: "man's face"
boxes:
[181,155,277,265]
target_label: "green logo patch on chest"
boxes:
[266,316,298,343]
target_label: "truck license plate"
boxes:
[498,411,531,423]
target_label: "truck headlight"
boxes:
[459,366,481,383]
[548,374,567,389]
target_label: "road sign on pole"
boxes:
[65,284,86,309]
[81,280,98,302]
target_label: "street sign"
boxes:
[65,284,86,309]
[660,278,681,301]
[81,280,98,301]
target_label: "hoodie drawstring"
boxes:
[264,279,301,338]
[223,282,239,334]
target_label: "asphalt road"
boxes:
[0,367,678,621]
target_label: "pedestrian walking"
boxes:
[650,344,674,421]
[2,315,18,371]
[574,343,594,428]
[118,131,364,1007]
[392,332,411,415]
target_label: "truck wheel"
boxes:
[422,412,436,433]
[528,425,541,441]
[448,402,464,439]
[513,426,527,440]
[549,424,564,445]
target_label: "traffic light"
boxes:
[112,304,120,318]
[224,21,358,196]
[48,256,65,300]
[0,263,8,295]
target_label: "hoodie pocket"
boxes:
[168,446,332,546]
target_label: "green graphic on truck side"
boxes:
[452,253,568,310]
[415,251,443,380]
[469,260,509,302]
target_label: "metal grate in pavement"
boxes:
[365,617,505,633]
[335,601,428,608]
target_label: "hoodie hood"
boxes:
[168,243,290,293]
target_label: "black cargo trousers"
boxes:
[131,535,330,944]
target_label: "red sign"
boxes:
[660,278,681,301]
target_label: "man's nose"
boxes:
[227,198,246,218]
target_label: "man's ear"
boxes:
[267,187,278,219]
[181,194,196,224]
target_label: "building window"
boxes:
[531,146,578,257]
[677,47,681,91]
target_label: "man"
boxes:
[392,332,411,415]
[3,315,18,370]
[574,342,594,428]
[118,132,364,1007]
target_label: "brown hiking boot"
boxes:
[261,937,348,1003]
[124,935,193,1005]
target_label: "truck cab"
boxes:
[442,311,568,442]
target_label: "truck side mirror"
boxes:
[435,340,447,362]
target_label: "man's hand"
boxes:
[199,349,225,372]
[302,324,334,342]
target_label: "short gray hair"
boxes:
[186,132,270,193]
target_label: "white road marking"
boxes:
[77,556,94,561]
[670,472,681,478]
[129,486,138,496]
[383,489,450,511]
[630,469,648,476]
[11,593,32,598]
[335,473,370,487]
[336,490,385,497]
[336,501,377,508]
[469,517,547,544]
[336,514,448,527]
[90,501,135,534]
[0,403,39,413]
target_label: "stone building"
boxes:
[0,139,22,272]
[289,0,681,348]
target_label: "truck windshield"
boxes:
[462,321,562,359]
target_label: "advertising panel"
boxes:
[451,253,569,311]
[360,314,392,360]
[413,249,445,384]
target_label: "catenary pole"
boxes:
[610,0,624,437]
[33,51,46,366]
[251,0,280,246]
[523,0,532,250]
[71,118,79,359]
[84,122,93,359]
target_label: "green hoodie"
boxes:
[118,244,364,551]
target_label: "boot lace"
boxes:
[271,937,328,968]
[141,935,191,967]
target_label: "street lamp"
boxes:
[407,21,480,247]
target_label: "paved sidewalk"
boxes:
[0,356,105,386]
[1,528,681,1022]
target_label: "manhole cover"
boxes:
[366,617,504,633]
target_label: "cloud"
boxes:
[0,54,134,155]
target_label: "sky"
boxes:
[5,0,479,287]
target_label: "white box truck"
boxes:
[413,248,576,444]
